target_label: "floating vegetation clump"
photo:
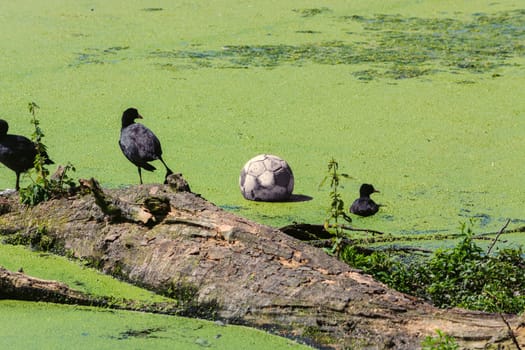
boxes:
[292,7,331,18]
[73,46,130,66]
[345,10,525,78]
[73,10,525,80]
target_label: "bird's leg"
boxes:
[15,172,20,191]
[138,167,143,185]
[159,158,173,176]
[159,158,173,184]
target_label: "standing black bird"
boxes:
[349,183,380,217]
[119,108,173,184]
[0,119,54,191]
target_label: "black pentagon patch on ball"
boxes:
[274,167,292,187]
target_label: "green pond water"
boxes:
[2,0,525,239]
[0,300,309,350]
[0,0,524,347]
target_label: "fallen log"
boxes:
[0,177,523,349]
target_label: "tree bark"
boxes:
[0,179,523,349]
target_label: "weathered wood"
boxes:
[0,266,95,305]
[0,266,196,315]
[0,180,523,349]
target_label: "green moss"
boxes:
[1,225,63,253]
[301,326,335,347]
[164,278,220,319]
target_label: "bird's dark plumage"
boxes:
[349,183,380,217]
[0,119,54,190]
[119,108,173,184]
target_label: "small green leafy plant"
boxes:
[421,330,459,350]
[423,223,525,313]
[19,102,76,206]
[319,158,352,256]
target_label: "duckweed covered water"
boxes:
[0,2,524,238]
[0,300,309,350]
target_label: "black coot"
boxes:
[349,183,380,217]
[119,108,173,184]
[0,119,54,190]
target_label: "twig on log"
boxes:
[474,223,525,239]
[79,178,172,225]
[79,178,123,222]
[487,219,511,255]
[500,313,522,350]
[382,246,433,254]
[339,224,385,235]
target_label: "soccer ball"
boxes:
[239,154,294,202]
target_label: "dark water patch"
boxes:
[103,46,130,53]
[292,7,331,18]
[456,79,477,84]
[195,337,212,347]
[379,214,394,221]
[509,218,525,225]
[296,30,322,34]
[142,8,163,12]
[73,280,86,287]
[219,204,244,211]
[459,210,492,226]
[116,327,166,340]
[72,46,130,66]
[397,228,451,236]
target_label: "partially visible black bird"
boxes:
[0,119,54,191]
[119,108,173,184]
[350,183,380,217]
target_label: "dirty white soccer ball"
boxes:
[239,154,294,202]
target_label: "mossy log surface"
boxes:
[0,179,523,349]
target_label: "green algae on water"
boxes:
[66,9,525,79]
[0,300,311,350]
[142,9,525,79]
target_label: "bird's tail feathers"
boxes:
[141,163,156,172]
